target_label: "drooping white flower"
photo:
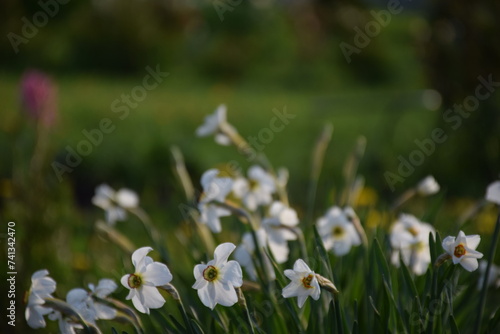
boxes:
[48,311,81,334]
[232,166,276,211]
[195,104,233,145]
[200,169,233,204]
[120,247,173,314]
[416,175,440,196]
[390,214,435,275]
[282,259,320,308]
[317,206,361,256]
[477,260,500,290]
[66,279,117,324]
[486,180,500,205]
[442,231,483,272]
[92,184,139,225]
[192,243,243,310]
[234,229,276,281]
[198,202,231,233]
[25,269,57,329]
[262,201,299,263]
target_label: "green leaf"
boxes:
[449,315,460,334]
[373,238,392,290]
[190,318,206,334]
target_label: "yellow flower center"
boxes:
[408,226,419,237]
[454,244,466,258]
[127,274,143,289]
[333,226,345,238]
[302,274,314,289]
[203,265,219,282]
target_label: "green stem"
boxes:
[473,208,500,334]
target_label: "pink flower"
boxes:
[20,70,58,127]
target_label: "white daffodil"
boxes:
[48,312,81,334]
[477,261,500,290]
[390,214,435,275]
[317,206,361,256]
[92,184,139,225]
[200,169,233,204]
[195,104,233,145]
[121,247,173,314]
[262,201,299,263]
[25,269,57,329]
[66,279,117,324]
[442,231,483,272]
[416,175,440,196]
[232,165,276,211]
[282,259,320,308]
[198,202,231,233]
[193,243,243,310]
[486,180,500,205]
[234,229,276,281]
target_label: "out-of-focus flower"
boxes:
[48,311,81,334]
[477,260,500,290]
[442,231,483,272]
[390,214,435,275]
[262,201,299,263]
[234,229,276,281]
[198,202,231,233]
[20,70,58,127]
[120,247,173,314]
[195,104,234,145]
[486,181,500,205]
[200,169,233,203]
[317,207,361,256]
[193,243,243,309]
[282,259,320,308]
[92,184,139,225]
[416,175,440,196]
[232,165,276,211]
[25,269,57,329]
[66,279,117,324]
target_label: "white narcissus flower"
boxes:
[25,269,56,329]
[66,279,117,324]
[232,165,276,211]
[477,261,500,290]
[195,104,233,145]
[416,175,440,196]
[486,180,500,205]
[121,247,173,314]
[442,231,483,272]
[234,229,276,281]
[390,214,435,275]
[198,202,231,233]
[192,243,243,310]
[317,207,361,256]
[92,184,139,225]
[200,169,233,203]
[282,259,320,308]
[262,201,299,263]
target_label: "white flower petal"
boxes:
[220,260,243,287]
[132,247,153,270]
[198,283,217,309]
[460,257,479,272]
[213,243,236,267]
[144,262,173,286]
[486,181,500,205]
[93,279,117,298]
[293,259,312,273]
[116,189,139,208]
[140,285,166,310]
[215,133,232,146]
[131,294,148,314]
[214,282,238,307]
[466,235,481,250]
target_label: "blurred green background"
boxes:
[1,0,499,332]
